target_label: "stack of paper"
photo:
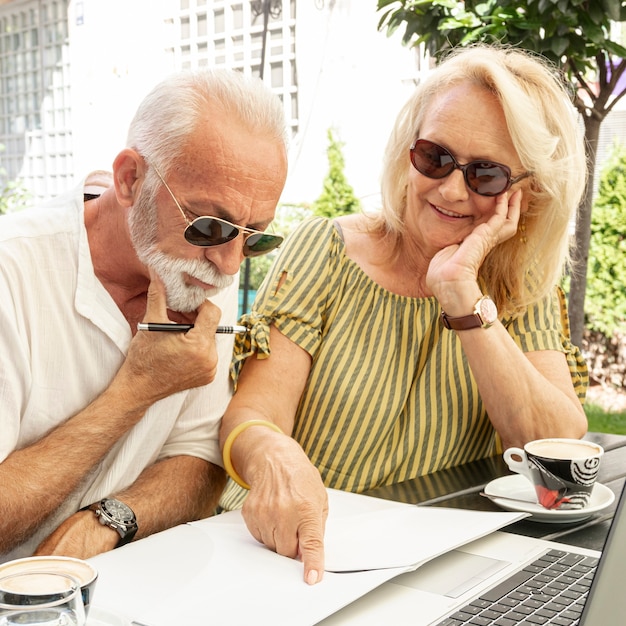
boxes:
[88,489,525,625]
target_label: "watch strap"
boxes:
[441,295,497,331]
[440,310,483,330]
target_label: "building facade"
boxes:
[0,0,72,198]
[1,0,625,208]
[0,0,416,207]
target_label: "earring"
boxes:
[519,214,527,244]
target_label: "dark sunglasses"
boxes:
[410,139,531,197]
[152,165,283,257]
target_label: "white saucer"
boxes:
[87,606,132,626]
[484,474,615,523]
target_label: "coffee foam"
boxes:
[0,571,75,594]
[527,440,601,460]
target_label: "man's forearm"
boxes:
[33,455,226,560]
[115,455,227,539]
[0,385,155,554]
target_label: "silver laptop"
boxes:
[320,481,625,626]
[435,476,625,626]
[578,478,625,626]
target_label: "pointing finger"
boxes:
[299,515,326,585]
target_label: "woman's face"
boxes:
[405,82,527,258]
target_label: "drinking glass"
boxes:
[0,571,86,625]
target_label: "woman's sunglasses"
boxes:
[152,165,283,257]
[410,139,531,197]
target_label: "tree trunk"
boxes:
[569,115,602,349]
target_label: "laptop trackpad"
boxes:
[392,550,510,598]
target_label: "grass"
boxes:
[585,403,626,435]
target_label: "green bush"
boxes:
[585,142,626,336]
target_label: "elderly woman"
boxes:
[218,45,589,584]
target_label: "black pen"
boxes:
[137,323,247,334]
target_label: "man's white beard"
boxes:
[128,177,234,312]
[140,249,233,312]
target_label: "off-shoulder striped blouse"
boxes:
[219,217,588,510]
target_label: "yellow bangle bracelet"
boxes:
[222,419,283,490]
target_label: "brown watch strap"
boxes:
[440,310,483,331]
[441,295,497,330]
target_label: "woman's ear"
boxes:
[112,149,145,207]
[518,178,537,216]
[520,194,530,215]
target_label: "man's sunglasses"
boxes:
[152,165,283,257]
[410,139,531,197]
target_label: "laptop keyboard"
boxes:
[436,549,598,626]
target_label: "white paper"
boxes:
[324,503,526,572]
[87,489,525,626]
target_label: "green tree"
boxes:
[241,129,359,311]
[239,127,361,313]
[312,128,361,218]
[586,142,626,336]
[376,0,626,348]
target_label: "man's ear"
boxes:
[112,149,146,207]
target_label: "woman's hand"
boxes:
[426,189,523,310]
[240,433,329,585]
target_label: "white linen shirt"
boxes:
[0,182,237,562]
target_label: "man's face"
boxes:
[128,116,287,313]
[129,172,234,313]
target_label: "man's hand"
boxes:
[33,511,119,560]
[240,436,328,585]
[118,272,222,404]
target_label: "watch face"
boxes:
[102,499,135,523]
[479,297,498,325]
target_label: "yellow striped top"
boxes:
[220,217,588,509]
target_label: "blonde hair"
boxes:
[377,44,586,317]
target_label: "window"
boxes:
[164,0,298,137]
[0,0,72,200]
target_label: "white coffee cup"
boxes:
[0,570,85,625]
[503,438,603,510]
[0,557,97,615]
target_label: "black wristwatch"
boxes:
[88,498,138,547]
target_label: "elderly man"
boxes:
[0,68,288,562]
